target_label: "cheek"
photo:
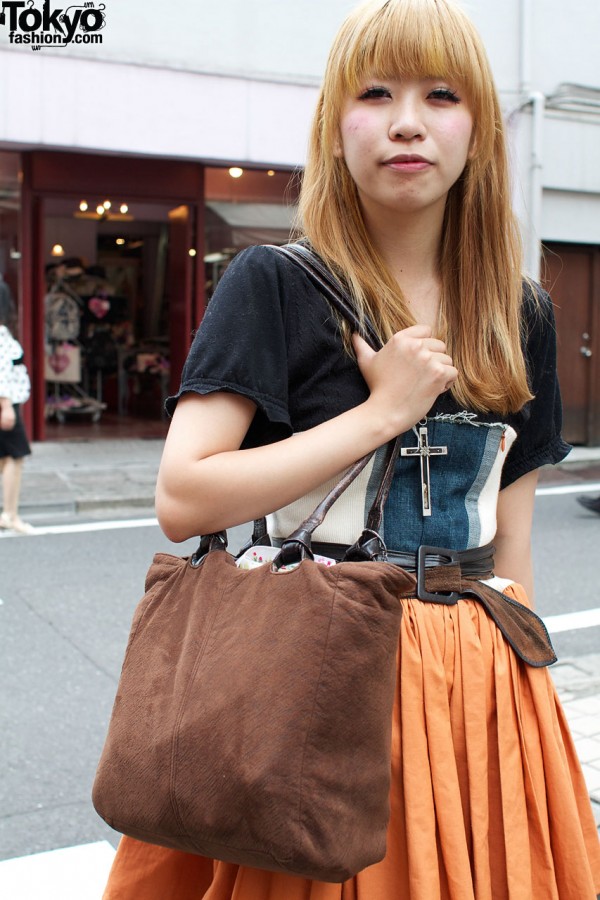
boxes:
[338,110,374,155]
[444,115,474,159]
[341,110,371,134]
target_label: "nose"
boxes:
[388,99,425,141]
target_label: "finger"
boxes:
[421,338,448,354]
[443,367,459,390]
[430,352,454,367]
[351,332,376,363]
[400,324,432,339]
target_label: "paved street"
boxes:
[0,438,599,898]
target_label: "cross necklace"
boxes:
[400,421,448,516]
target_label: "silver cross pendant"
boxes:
[400,425,448,516]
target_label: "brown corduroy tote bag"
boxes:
[93,244,411,881]
[92,525,413,881]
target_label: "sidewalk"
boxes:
[12,439,600,521]
[18,438,165,518]
[5,437,600,833]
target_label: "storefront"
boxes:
[2,149,297,441]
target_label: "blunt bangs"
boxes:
[327,0,492,128]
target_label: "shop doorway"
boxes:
[20,152,299,441]
[42,198,195,439]
[542,242,600,445]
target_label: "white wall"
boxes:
[0,0,357,83]
[0,52,319,167]
[544,116,600,194]
[543,191,600,244]
[466,0,600,99]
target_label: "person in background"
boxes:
[0,275,33,535]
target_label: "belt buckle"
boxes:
[416,545,461,605]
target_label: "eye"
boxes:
[358,86,392,101]
[428,87,461,104]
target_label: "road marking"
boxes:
[0,480,597,539]
[544,607,600,634]
[536,481,600,497]
[1,517,159,537]
[0,841,115,899]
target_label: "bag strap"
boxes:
[271,242,382,350]
[248,243,400,568]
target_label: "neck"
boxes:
[361,202,445,330]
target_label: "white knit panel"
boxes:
[266,455,376,545]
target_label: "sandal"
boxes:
[0,513,34,534]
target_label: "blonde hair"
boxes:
[299,0,532,414]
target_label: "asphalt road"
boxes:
[0,492,598,862]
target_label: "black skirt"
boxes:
[0,404,31,459]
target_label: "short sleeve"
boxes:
[0,325,23,400]
[501,284,571,488]
[166,245,293,447]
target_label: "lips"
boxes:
[383,154,433,171]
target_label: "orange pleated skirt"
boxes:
[102,584,600,899]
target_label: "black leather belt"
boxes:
[306,541,495,607]
[306,540,495,577]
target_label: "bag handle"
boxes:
[193,243,400,568]
[264,244,400,568]
[272,242,382,349]
[273,435,401,569]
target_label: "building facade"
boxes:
[0,0,598,442]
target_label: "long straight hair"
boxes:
[299,0,533,414]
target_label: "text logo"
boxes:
[0,0,106,50]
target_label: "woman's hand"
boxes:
[0,399,16,431]
[353,325,457,433]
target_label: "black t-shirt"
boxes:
[168,244,570,491]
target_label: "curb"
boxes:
[20,495,156,518]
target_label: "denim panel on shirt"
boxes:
[382,417,512,553]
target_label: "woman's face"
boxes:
[336,76,474,224]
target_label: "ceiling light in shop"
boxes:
[116,238,126,246]
[267,170,275,176]
[51,243,65,257]
[188,249,197,257]
[228,167,244,179]
[74,201,133,222]
[204,252,229,263]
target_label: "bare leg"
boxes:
[2,455,23,518]
[0,456,33,533]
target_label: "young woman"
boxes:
[102,0,600,896]
[0,279,33,535]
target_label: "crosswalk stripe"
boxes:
[1,517,159,537]
[536,481,600,497]
[544,607,600,635]
[0,479,598,539]
[0,841,115,899]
